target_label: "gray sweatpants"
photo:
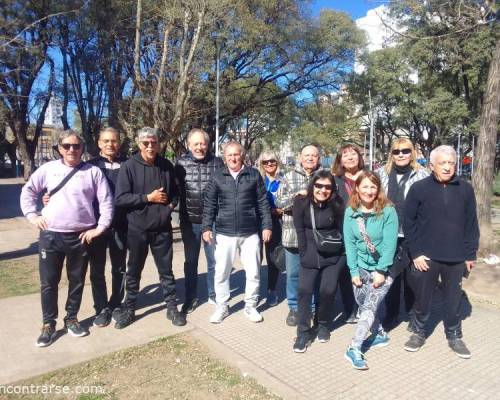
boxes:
[351,268,393,349]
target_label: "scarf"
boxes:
[387,164,412,232]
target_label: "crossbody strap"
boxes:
[356,216,380,259]
[48,162,85,196]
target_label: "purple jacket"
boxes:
[20,159,113,233]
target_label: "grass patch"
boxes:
[4,335,282,400]
[0,256,40,298]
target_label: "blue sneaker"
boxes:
[362,332,390,351]
[345,346,369,370]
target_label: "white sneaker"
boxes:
[209,305,229,324]
[244,306,263,322]
[208,296,216,306]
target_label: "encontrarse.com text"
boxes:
[0,384,105,395]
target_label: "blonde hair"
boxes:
[257,150,281,178]
[348,170,392,215]
[384,137,420,174]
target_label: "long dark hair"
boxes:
[306,170,344,214]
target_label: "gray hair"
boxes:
[136,127,158,142]
[187,128,210,146]
[430,145,456,165]
[223,141,245,157]
[99,127,120,141]
[57,129,84,145]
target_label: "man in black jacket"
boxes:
[202,142,272,324]
[175,128,224,314]
[403,145,479,359]
[114,127,186,328]
[87,127,128,327]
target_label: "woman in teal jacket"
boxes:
[343,170,398,370]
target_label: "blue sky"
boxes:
[311,0,378,19]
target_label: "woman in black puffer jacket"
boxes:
[292,170,346,353]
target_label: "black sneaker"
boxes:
[286,310,298,327]
[181,298,199,314]
[293,334,311,353]
[93,308,112,327]
[167,307,187,326]
[114,308,135,329]
[316,325,330,343]
[448,338,471,359]
[64,318,88,337]
[404,334,426,352]
[36,323,56,347]
[112,306,123,322]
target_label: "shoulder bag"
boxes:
[310,203,343,255]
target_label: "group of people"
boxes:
[20,127,479,371]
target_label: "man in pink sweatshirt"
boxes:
[20,130,113,347]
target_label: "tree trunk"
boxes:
[472,38,500,253]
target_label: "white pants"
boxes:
[214,233,261,307]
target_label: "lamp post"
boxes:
[215,38,220,157]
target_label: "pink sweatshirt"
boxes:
[20,159,113,232]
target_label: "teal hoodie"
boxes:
[343,206,398,278]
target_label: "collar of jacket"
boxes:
[222,165,249,176]
[132,151,161,166]
[186,151,214,163]
[431,173,460,185]
[294,165,320,177]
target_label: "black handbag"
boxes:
[310,203,343,255]
[270,245,286,272]
[390,243,411,279]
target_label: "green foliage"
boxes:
[348,0,498,155]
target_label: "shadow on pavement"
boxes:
[0,242,38,260]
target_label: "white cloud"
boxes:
[354,5,405,73]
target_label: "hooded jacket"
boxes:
[115,152,178,232]
[175,151,224,224]
[202,165,272,237]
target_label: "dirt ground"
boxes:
[2,335,281,400]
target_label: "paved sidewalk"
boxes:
[1,178,500,399]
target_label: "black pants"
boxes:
[384,239,415,321]
[384,269,415,320]
[412,260,465,339]
[87,228,127,313]
[39,230,89,325]
[338,264,356,317]
[124,227,176,310]
[297,256,346,335]
[264,217,282,291]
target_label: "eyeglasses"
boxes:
[392,148,412,155]
[262,159,277,165]
[60,143,82,151]
[141,141,158,147]
[314,183,333,190]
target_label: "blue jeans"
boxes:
[285,248,300,311]
[180,221,216,301]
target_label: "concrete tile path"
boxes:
[1,178,500,399]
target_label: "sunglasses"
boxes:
[314,183,333,190]
[60,143,82,150]
[262,159,277,165]
[392,148,412,155]
[141,141,158,147]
